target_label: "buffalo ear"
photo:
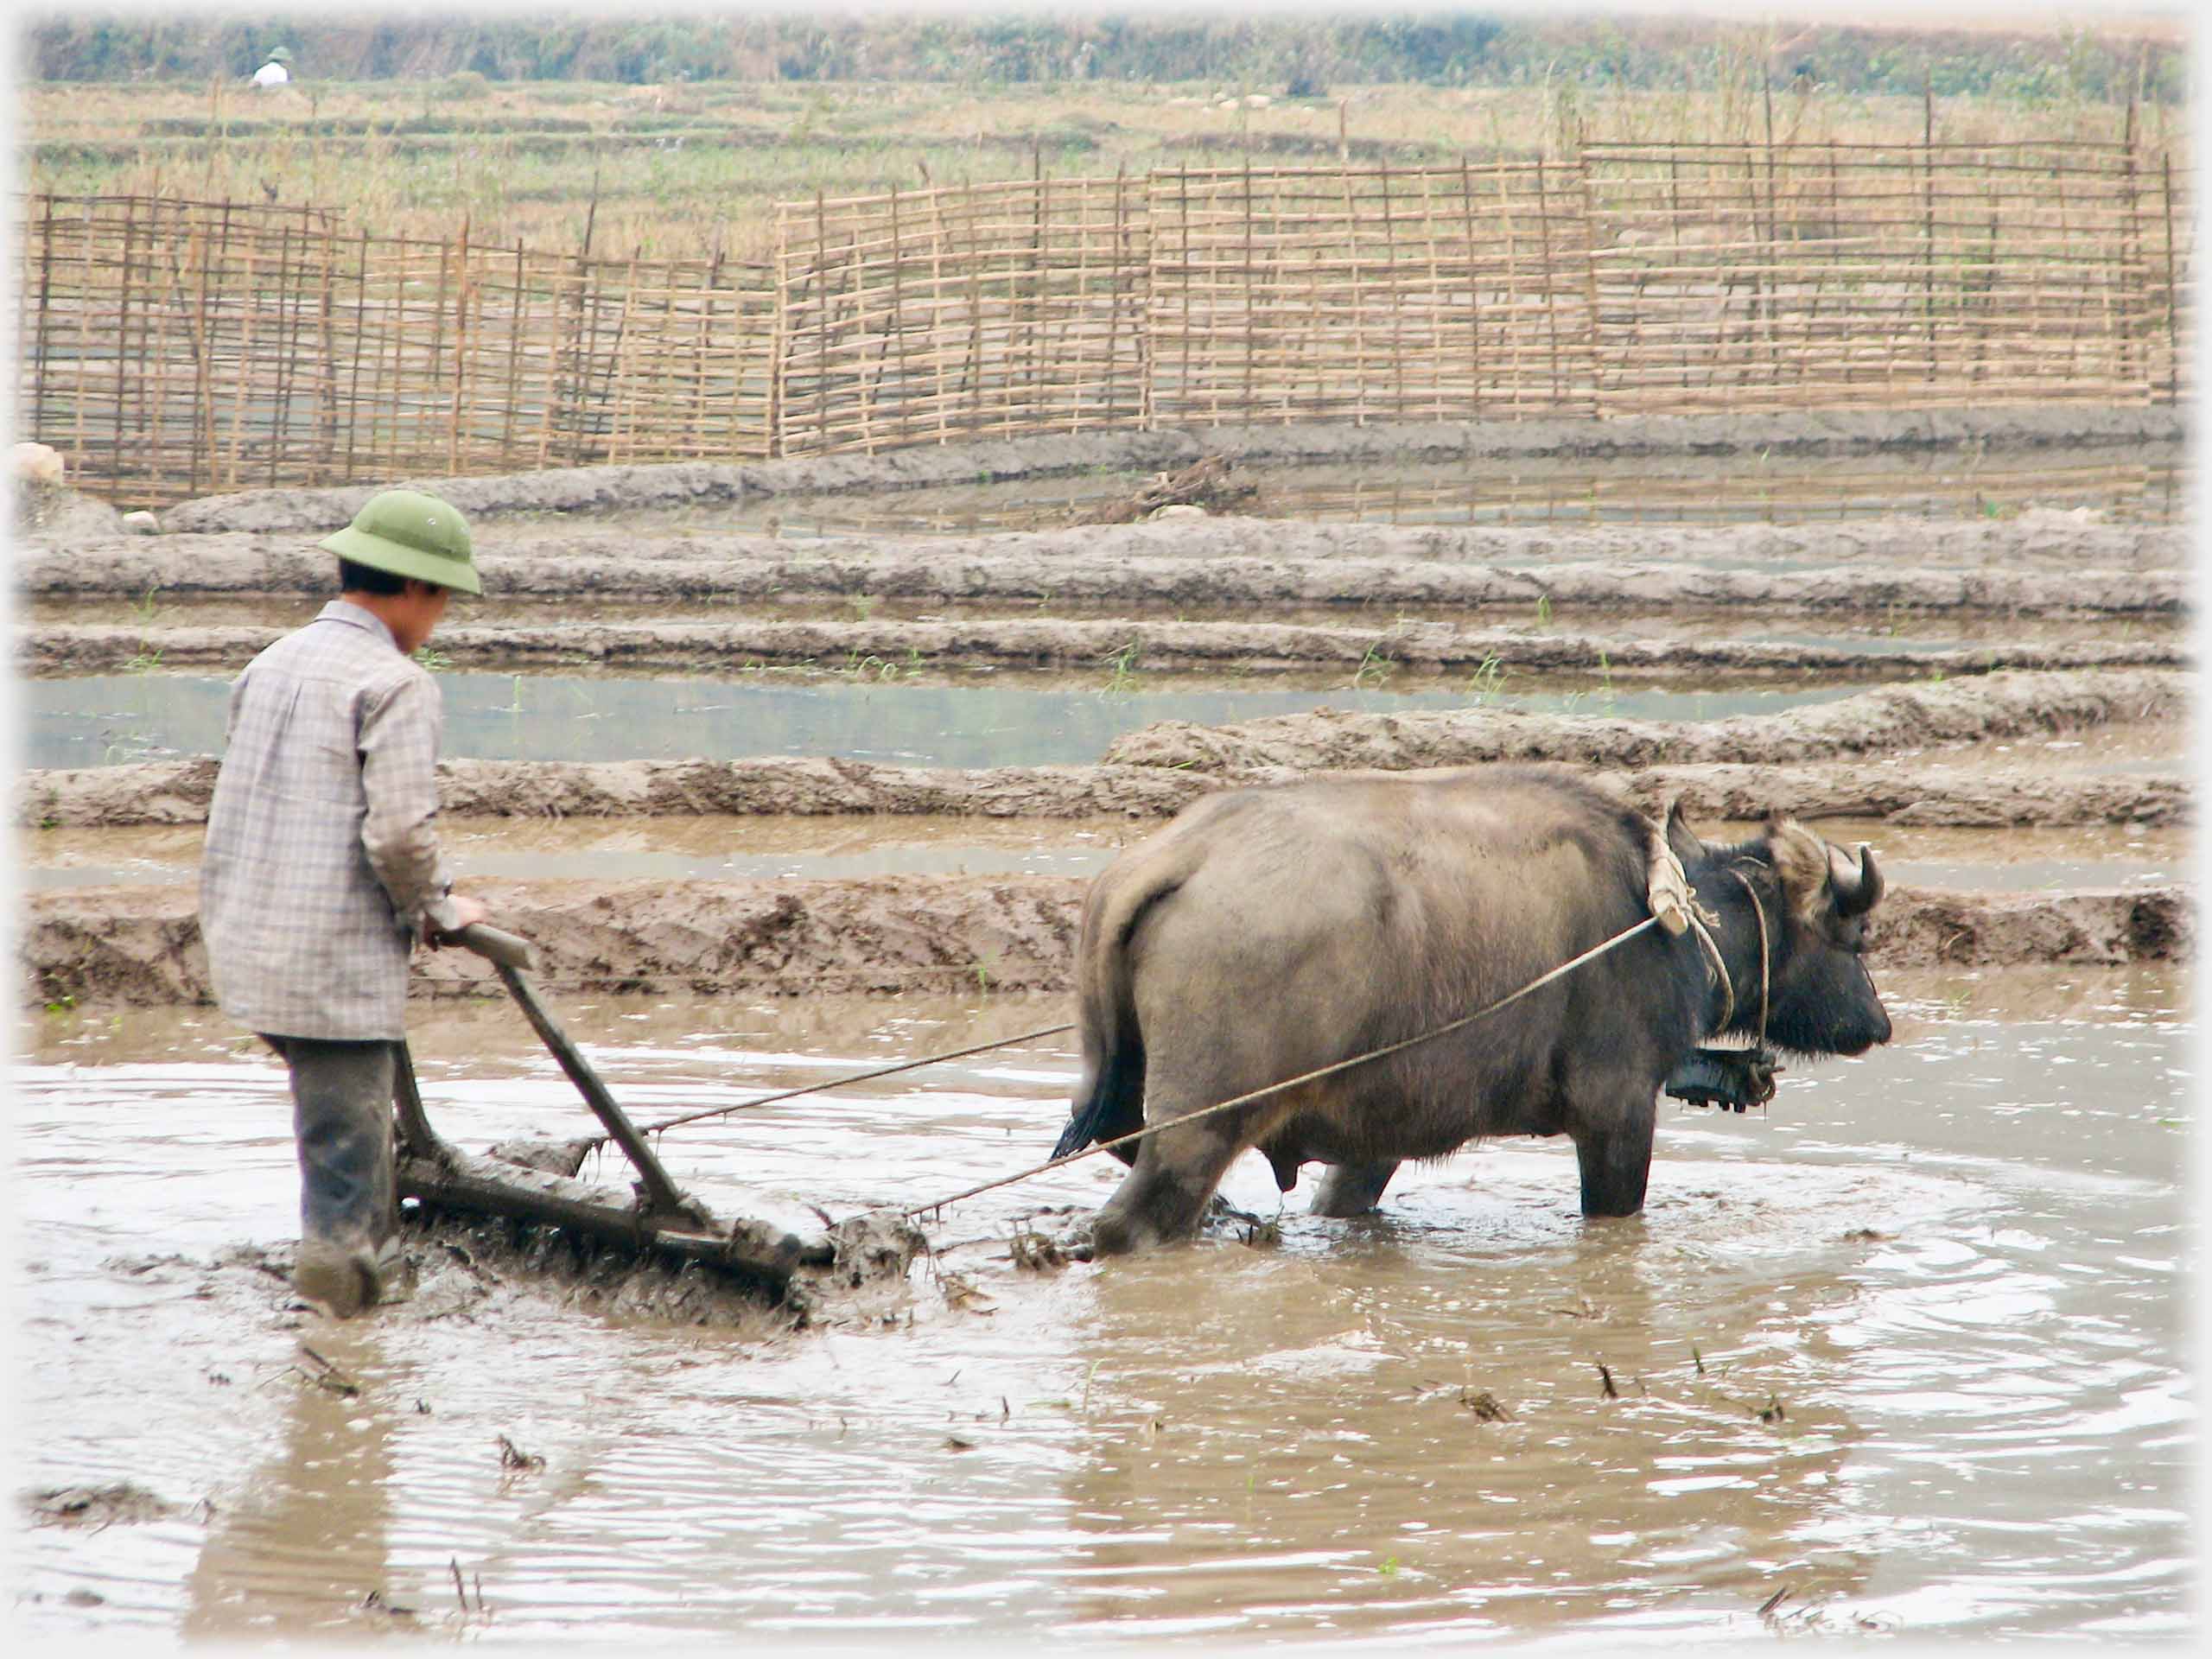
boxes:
[1663,799,1707,868]
[1765,819,1832,922]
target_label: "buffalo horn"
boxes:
[1828,842,1885,916]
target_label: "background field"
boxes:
[21,12,2189,263]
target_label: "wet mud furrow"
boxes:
[1101,667,2188,772]
[18,537,2183,617]
[20,618,2187,678]
[21,874,2191,1010]
[22,749,2187,839]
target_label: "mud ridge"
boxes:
[99,405,2190,537]
[1100,667,2189,773]
[20,875,2191,1011]
[20,618,2188,679]
[22,502,2186,593]
[19,541,2183,620]
[21,751,2188,835]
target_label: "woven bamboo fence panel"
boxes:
[1143,162,1600,425]
[16,139,2187,506]
[16,195,778,505]
[774,175,1147,456]
[16,196,346,501]
[1580,141,2172,411]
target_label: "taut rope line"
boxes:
[888,914,1665,1224]
[610,1020,1079,1146]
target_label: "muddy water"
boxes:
[22,816,2190,896]
[14,964,2191,1642]
[22,671,1874,772]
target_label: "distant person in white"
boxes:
[252,52,290,90]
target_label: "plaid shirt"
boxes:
[199,601,461,1039]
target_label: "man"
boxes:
[199,489,487,1319]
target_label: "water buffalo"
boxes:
[1051,765,1891,1255]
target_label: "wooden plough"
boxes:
[392,925,895,1301]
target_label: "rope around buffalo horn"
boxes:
[1726,865,1773,1049]
[880,914,1664,1224]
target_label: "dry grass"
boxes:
[22,76,2184,265]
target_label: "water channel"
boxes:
[22,671,1877,773]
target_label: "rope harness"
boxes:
[1726,864,1774,1050]
[620,1020,1077,1144]
[1663,867,1781,1116]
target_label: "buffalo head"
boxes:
[1665,803,1893,1058]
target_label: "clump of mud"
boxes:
[22,1482,177,1529]
[1080,454,1256,524]
[173,1199,927,1335]
[12,480,124,544]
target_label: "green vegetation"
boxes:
[1465,651,1507,702]
[1100,639,1142,697]
[833,649,923,683]
[29,15,2183,103]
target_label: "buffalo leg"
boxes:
[1310,1159,1401,1217]
[1090,1115,1245,1256]
[1573,1090,1657,1217]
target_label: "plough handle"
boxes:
[448,922,539,973]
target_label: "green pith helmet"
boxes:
[267,47,292,63]
[320,489,482,595]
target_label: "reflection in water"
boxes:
[14,980,2191,1642]
[179,1327,407,1640]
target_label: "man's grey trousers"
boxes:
[264,1036,396,1254]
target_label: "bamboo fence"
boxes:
[775,172,1147,455]
[1581,139,2169,410]
[14,136,2190,507]
[1145,161,1601,425]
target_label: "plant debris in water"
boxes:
[24,1482,175,1529]
[1459,1388,1510,1421]
[496,1434,545,1471]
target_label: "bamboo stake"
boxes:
[341,225,366,484]
[2159,150,2177,404]
[1460,159,1481,414]
[1923,79,1936,384]
[888,183,907,448]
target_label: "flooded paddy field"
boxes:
[16,421,2193,1645]
[15,963,2191,1643]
